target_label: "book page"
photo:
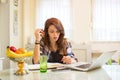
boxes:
[28,63,64,70]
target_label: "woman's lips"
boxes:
[53,37,57,39]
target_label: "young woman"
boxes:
[33,17,77,64]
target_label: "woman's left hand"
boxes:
[62,56,76,64]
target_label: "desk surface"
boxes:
[0,65,120,80]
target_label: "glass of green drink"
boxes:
[40,55,48,73]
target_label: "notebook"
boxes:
[61,50,117,71]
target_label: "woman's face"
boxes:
[48,25,60,43]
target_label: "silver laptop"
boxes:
[64,50,117,71]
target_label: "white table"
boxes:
[0,65,120,80]
[102,65,120,80]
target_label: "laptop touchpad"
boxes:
[75,64,91,69]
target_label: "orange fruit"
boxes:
[17,48,27,53]
[15,50,22,54]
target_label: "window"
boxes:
[93,0,120,41]
[36,0,72,39]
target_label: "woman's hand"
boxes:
[62,56,76,64]
[34,28,44,41]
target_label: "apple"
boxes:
[10,46,17,52]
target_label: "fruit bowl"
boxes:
[6,46,33,75]
[9,57,25,62]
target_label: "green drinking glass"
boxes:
[40,55,48,73]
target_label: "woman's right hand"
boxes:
[34,28,44,41]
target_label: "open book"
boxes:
[28,63,64,71]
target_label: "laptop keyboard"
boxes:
[75,64,91,69]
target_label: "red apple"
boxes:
[10,46,17,52]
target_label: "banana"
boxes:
[6,47,33,58]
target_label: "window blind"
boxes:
[93,0,120,41]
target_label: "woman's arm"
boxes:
[33,44,40,64]
[32,28,44,64]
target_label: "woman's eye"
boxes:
[49,30,59,34]
[50,31,54,33]
[56,31,59,33]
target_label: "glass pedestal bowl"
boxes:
[9,57,29,75]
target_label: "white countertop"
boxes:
[0,64,120,80]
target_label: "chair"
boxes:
[72,44,92,63]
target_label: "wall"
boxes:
[71,0,92,44]
[23,0,36,47]
[0,1,10,69]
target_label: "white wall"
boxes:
[0,2,10,69]
[71,0,91,44]
[23,0,36,47]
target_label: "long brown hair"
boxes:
[43,17,67,55]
